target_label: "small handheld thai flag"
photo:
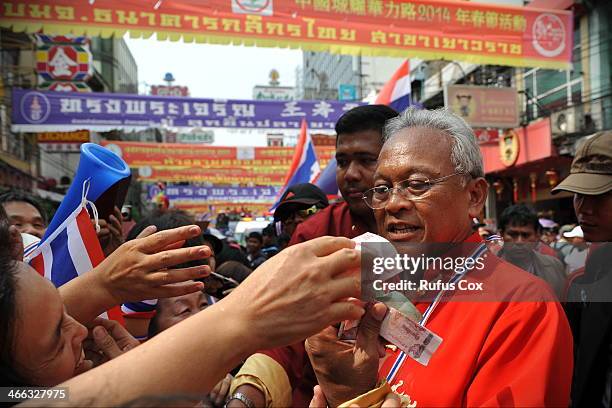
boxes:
[375,60,412,112]
[26,181,123,322]
[271,119,320,210]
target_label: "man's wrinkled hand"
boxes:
[209,374,233,407]
[305,303,388,407]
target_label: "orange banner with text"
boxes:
[1,0,572,69]
[99,140,334,185]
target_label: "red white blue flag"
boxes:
[26,183,123,321]
[28,204,104,285]
[271,119,320,210]
[375,60,411,112]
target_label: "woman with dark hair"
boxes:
[0,212,25,386]
[0,214,363,405]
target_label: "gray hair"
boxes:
[383,107,485,178]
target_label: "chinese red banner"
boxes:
[1,0,572,69]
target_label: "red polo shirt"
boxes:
[378,237,573,407]
[264,231,573,407]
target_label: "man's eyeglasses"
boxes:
[362,172,465,210]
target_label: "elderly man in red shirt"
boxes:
[305,107,573,407]
[227,105,398,407]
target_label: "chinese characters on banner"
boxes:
[0,0,572,69]
[11,89,363,132]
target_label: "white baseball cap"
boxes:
[563,226,584,238]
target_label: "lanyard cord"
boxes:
[385,242,488,383]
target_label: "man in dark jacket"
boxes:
[555,131,612,407]
[498,203,566,299]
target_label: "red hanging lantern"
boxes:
[512,178,519,202]
[529,172,538,202]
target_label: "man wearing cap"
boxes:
[553,131,612,407]
[273,183,329,238]
[227,105,399,407]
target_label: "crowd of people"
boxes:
[0,105,610,407]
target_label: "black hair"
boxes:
[277,233,291,247]
[216,261,252,284]
[0,205,28,387]
[499,204,540,233]
[216,244,249,268]
[0,190,48,225]
[247,231,263,243]
[126,210,206,269]
[262,224,275,237]
[335,104,399,140]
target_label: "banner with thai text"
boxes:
[11,88,363,132]
[149,184,281,202]
[101,141,334,167]
[101,140,335,185]
[1,1,572,69]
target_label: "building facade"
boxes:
[297,51,404,101]
[0,31,138,196]
[409,0,611,223]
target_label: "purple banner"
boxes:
[11,89,364,132]
[149,185,281,202]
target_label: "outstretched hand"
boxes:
[94,224,211,305]
[60,224,211,324]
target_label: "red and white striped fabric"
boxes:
[27,203,123,322]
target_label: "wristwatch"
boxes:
[224,392,255,408]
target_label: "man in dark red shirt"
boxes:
[228,105,399,407]
[290,105,400,245]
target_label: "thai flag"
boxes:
[315,157,340,197]
[271,119,320,210]
[375,60,412,111]
[26,196,123,321]
[121,299,157,318]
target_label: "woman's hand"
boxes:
[60,225,211,324]
[83,318,140,368]
[95,207,124,256]
[94,224,211,305]
[223,236,364,351]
